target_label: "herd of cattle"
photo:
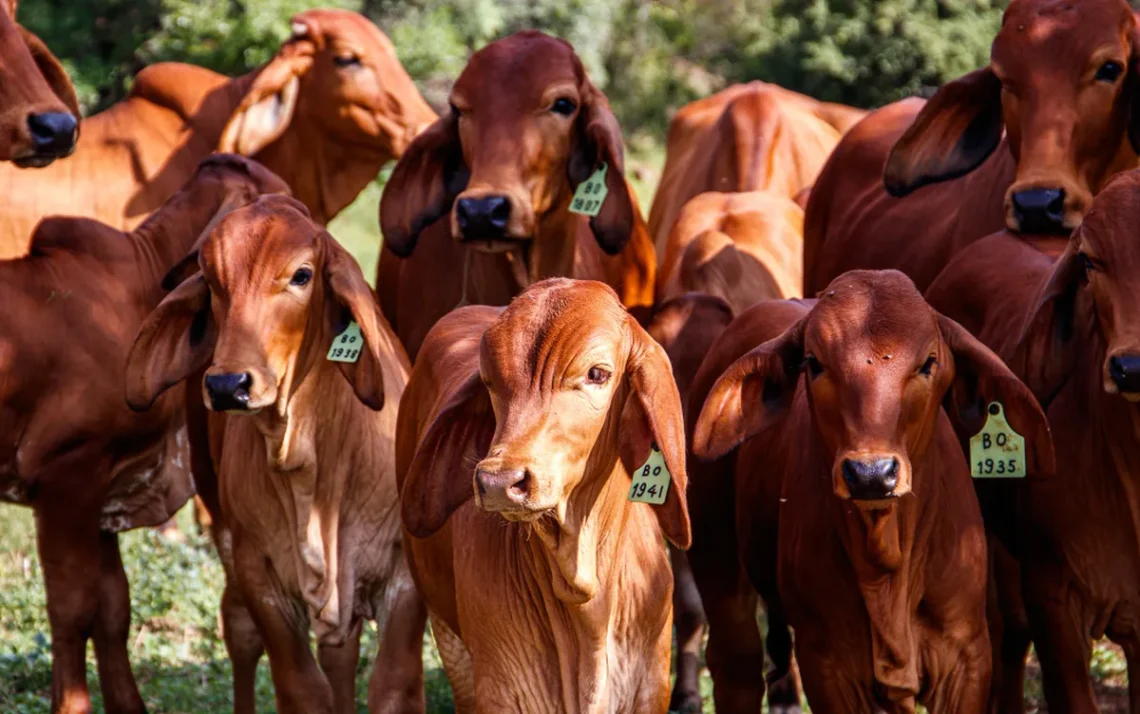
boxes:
[2,0,1138,712]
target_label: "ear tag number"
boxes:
[629,443,670,505]
[569,163,609,217]
[327,321,363,363]
[970,402,1026,478]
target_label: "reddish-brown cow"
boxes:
[926,169,1140,714]
[648,82,864,256]
[803,0,1139,294]
[0,0,79,165]
[0,8,434,257]
[690,270,1054,714]
[397,278,690,712]
[0,155,287,714]
[376,31,655,359]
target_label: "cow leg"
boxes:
[319,618,362,714]
[669,546,706,713]
[987,540,1029,714]
[923,633,991,714]
[368,579,428,714]
[91,532,146,714]
[764,604,803,714]
[431,616,476,714]
[793,648,873,714]
[1118,636,1140,714]
[221,582,264,714]
[1022,564,1098,714]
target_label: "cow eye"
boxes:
[1096,60,1124,83]
[805,354,824,379]
[919,355,937,376]
[333,54,361,68]
[551,97,577,116]
[1079,251,1099,275]
[290,267,313,287]
[586,366,611,385]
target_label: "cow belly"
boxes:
[101,425,194,532]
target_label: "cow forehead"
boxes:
[203,204,318,284]
[809,272,936,358]
[292,9,393,53]
[994,0,1132,71]
[453,32,581,106]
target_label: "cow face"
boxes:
[695,271,1053,505]
[0,0,79,166]
[885,0,1139,236]
[220,9,435,164]
[379,31,636,259]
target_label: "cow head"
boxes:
[885,0,1139,235]
[695,271,1053,506]
[126,195,390,415]
[401,279,690,598]
[380,31,636,260]
[219,10,435,218]
[1017,168,1140,402]
[0,0,79,167]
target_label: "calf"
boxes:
[126,197,420,714]
[0,155,287,714]
[376,31,656,359]
[925,168,1140,713]
[397,278,690,712]
[691,270,1053,713]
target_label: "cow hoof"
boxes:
[667,692,702,714]
[767,705,803,714]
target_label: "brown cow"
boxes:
[0,155,287,714]
[0,0,79,165]
[690,270,1054,714]
[125,195,421,714]
[925,169,1140,713]
[803,0,1139,295]
[376,31,656,359]
[648,82,865,256]
[396,278,690,712]
[0,8,434,257]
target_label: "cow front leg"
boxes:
[669,546,705,713]
[1022,562,1098,714]
[221,582,264,714]
[368,577,428,713]
[92,532,146,714]
[319,618,362,714]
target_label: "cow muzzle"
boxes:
[1010,188,1067,235]
[14,111,78,168]
[1108,354,1140,400]
[204,372,253,412]
[840,456,901,501]
[473,463,548,520]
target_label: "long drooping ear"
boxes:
[380,112,468,258]
[18,26,80,121]
[883,67,1004,197]
[692,319,805,460]
[125,275,216,411]
[569,81,635,255]
[1010,245,1084,407]
[619,317,691,549]
[939,313,1055,476]
[323,234,399,410]
[219,48,314,156]
[401,371,494,538]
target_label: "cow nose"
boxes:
[475,467,529,511]
[27,112,78,157]
[841,458,899,500]
[204,372,252,412]
[456,196,511,240]
[1011,189,1067,235]
[1109,356,1140,394]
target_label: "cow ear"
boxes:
[18,26,80,120]
[1010,245,1085,408]
[380,111,468,258]
[569,82,635,256]
[938,313,1055,476]
[401,371,494,538]
[692,318,805,460]
[323,235,400,411]
[883,67,1004,197]
[219,50,313,156]
[619,317,691,549]
[126,275,216,411]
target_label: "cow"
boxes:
[925,168,1140,714]
[0,155,287,714]
[803,0,1140,295]
[396,278,690,713]
[689,270,1054,714]
[0,8,435,258]
[375,31,656,359]
[0,0,79,165]
[648,82,865,256]
[125,195,421,714]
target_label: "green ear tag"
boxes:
[629,443,670,505]
[970,402,1026,478]
[327,321,363,363]
[569,163,609,217]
